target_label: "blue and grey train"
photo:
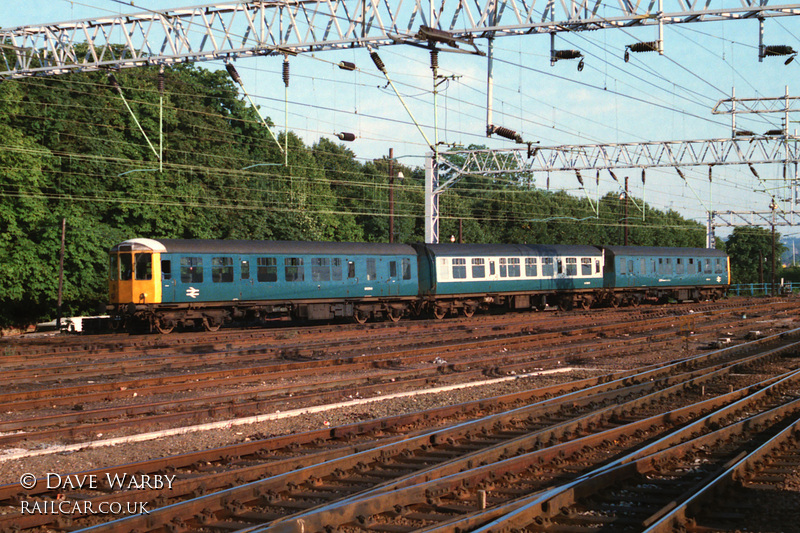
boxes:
[107,239,730,333]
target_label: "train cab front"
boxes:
[108,239,164,320]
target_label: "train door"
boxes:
[239,257,254,300]
[161,258,176,302]
[387,259,399,295]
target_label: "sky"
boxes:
[4,0,800,242]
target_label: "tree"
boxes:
[725,226,786,284]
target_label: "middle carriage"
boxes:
[416,243,606,316]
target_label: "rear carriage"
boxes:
[600,246,729,304]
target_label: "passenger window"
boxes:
[696,259,702,274]
[311,258,331,282]
[542,258,554,277]
[581,258,592,276]
[134,254,153,280]
[499,258,507,278]
[627,259,634,275]
[180,257,203,283]
[285,257,305,282]
[566,258,577,276]
[109,255,119,281]
[120,253,133,281]
[257,257,277,282]
[389,261,397,278]
[557,259,564,275]
[240,260,249,280]
[525,258,537,277]
[366,258,377,280]
[348,261,356,279]
[596,260,601,274]
[161,260,172,281]
[508,258,521,277]
[451,258,466,279]
[472,258,486,278]
[705,258,712,274]
[332,258,343,281]
[715,258,723,273]
[402,258,412,280]
[212,257,233,283]
[489,261,496,276]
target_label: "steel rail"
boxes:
[53,331,800,532]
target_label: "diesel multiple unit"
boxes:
[107,238,730,333]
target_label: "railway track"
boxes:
[0,299,796,450]
[3,325,800,532]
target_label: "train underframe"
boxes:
[420,285,727,319]
[111,285,726,333]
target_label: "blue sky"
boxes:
[5,1,800,240]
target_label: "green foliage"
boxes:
[0,64,709,327]
[725,226,786,284]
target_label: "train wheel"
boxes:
[433,307,447,320]
[387,308,403,323]
[609,295,620,308]
[354,309,369,324]
[463,306,475,318]
[579,298,591,310]
[203,318,221,332]
[155,320,174,335]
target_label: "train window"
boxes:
[389,261,398,279]
[715,258,723,273]
[627,259,634,275]
[109,255,119,281]
[162,260,172,281]
[542,258,554,277]
[134,253,152,280]
[402,258,412,280]
[489,261,496,276]
[620,259,626,274]
[508,258,521,277]
[557,259,564,275]
[525,258,537,277]
[472,258,486,278]
[212,257,234,283]
[658,258,665,275]
[704,258,712,274]
[120,254,133,280]
[366,258,377,280]
[666,258,673,275]
[596,260,601,274]
[452,258,467,279]
[499,258,507,278]
[581,258,591,276]
[180,257,203,283]
[257,257,277,282]
[332,258,343,281]
[566,258,577,276]
[348,261,356,279]
[240,260,249,280]
[640,258,646,275]
[311,258,331,282]
[676,258,684,275]
[285,257,305,282]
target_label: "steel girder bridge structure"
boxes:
[2,1,800,243]
[2,1,800,77]
[435,134,800,247]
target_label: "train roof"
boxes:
[600,245,727,257]
[110,239,418,256]
[420,243,603,257]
